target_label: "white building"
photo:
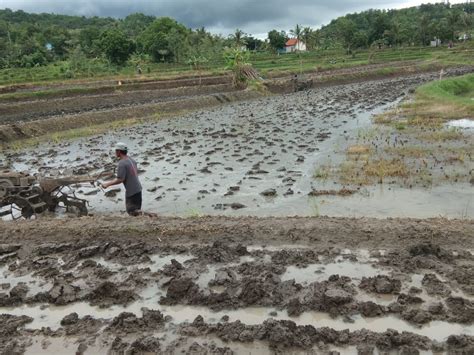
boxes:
[285,38,307,53]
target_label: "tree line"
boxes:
[0,2,472,69]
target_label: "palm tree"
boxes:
[459,12,472,41]
[447,11,460,41]
[290,24,304,74]
[302,27,314,50]
[231,29,247,48]
[290,24,303,50]
[419,14,430,45]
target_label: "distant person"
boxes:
[102,142,142,216]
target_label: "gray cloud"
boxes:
[0,0,465,36]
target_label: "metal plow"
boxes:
[0,171,109,220]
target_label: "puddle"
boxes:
[24,336,108,355]
[0,265,53,296]
[4,301,471,342]
[247,244,311,252]
[92,254,194,273]
[356,290,396,306]
[281,260,385,284]
[148,254,194,272]
[446,118,474,129]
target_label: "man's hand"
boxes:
[100,178,123,190]
[98,181,107,189]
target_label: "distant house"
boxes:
[285,38,307,53]
[430,38,441,47]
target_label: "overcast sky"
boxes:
[0,0,467,37]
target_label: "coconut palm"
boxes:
[302,27,314,50]
[290,24,303,74]
[231,29,247,48]
[290,24,303,50]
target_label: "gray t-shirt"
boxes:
[117,157,142,197]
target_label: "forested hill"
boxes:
[0,2,472,70]
[0,8,116,28]
[318,2,473,50]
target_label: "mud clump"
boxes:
[129,336,161,353]
[194,241,248,263]
[448,265,474,295]
[445,297,474,323]
[0,314,33,354]
[287,298,304,317]
[86,281,138,307]
[421,274,451,297]
[60,313,103,335]
[0,244,21,255]
[359,275,401,294]
[0,284,29,306]
[160,277,201,305]
[161,259,184,277]
[359,301,385,317]
[324,287,353,305]
[401,309,433,325]
[106,308,165,334]
[408,243,451,260]
[0,314,33,337]
[238,278,270,306]
[271,249,319,266]
[180,318,437,352]
[446,335,474,353]
[48,281,81,305]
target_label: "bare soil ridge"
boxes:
[1,215,472,248]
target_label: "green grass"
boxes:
[1,42,473,87]
[416,73,474,112]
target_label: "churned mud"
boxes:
[0,216,473,354]
[3,68,473,218]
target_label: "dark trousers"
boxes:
[125,191,142,215]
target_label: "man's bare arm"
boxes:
[102,178,124,189]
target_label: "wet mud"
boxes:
[0,216,473,354]
[3,68,473,218]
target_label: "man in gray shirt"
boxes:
[102,142,143,215]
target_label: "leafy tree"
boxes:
[302,27,317,50]
[418,14,430,45]
[99,29,133,65]
[336,18,357,53]
[44,26,71,58]
[243,36,263,51]
[267,30,287,52]
[121,13,155,37]
[140,17,188,62]
[446,10,460,41]
[230,29,247,48]
[79,26,101,57]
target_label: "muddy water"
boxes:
[447,118,474,129]
[7,301,472,343]
[2,243,474,353]
[5,73,473,219]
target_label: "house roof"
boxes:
[285,38,298,47]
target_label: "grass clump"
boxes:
[363,158,409,181]
[313,164,332,180]
[418,127,464,142]
[347,145,371,155]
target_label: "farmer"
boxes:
[102,142,143,216]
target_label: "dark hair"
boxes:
[116,149,128,155]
